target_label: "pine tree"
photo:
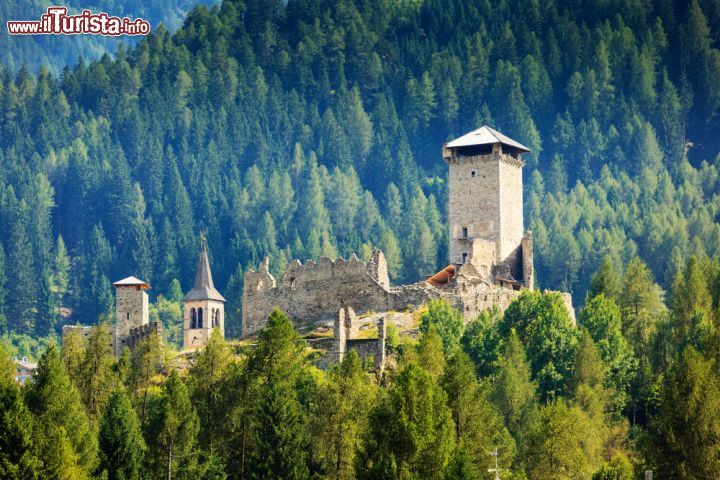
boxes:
[247,309,309,480]
[356,363,454,480]
[145,370,200,480]
[0,345,40,479]
[587,255,620,301]
[417,324,446,378]
[579,295,637,412]
[25,344,98,477]
[441,351,515,473]
[79,324,117,419]
[651,346,720,478]
[98,389,146,480]
[311,350,376,479]
[491,331,538,464]
[188,329,232,449]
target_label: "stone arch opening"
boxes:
[191,308,197,329]
[198,307,203,328]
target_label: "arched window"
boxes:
[191,308,197,329]
[211,309,216,328]
[198,307,203,328]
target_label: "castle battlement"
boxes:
[241,126,572,339]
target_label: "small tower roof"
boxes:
[113,276,150,289]
[445,125,530,152]
[184,236,226,303]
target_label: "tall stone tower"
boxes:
[443,125,534,288]
[113,276,150,355]
[183,236,226,348]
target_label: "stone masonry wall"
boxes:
[242,252,394,337]
[447,154,501,265]
[498,155,524,275]
[114,286,149,355]
[241,250,538,338]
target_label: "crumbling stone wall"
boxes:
[242,252,395,337]
[330,312,386,371]
[125,322,163,351]
[240,250,547,338]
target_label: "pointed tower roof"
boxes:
[445,125,530,152]
[184,236,226,302]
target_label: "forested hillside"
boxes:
[1,0,720,337]
[0,0,218,74]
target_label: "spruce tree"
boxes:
[0,346,40,479]
[247,309,309,480]
[356,362,454,480]
[98,389,146,480]
[25,344,98,477]
[144,370,200,480]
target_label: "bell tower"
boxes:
[443,125,533,288]
[183,235,226,348]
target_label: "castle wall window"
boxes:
[462,252,468,264]
[198,308,203,328]
[471,170,476,177]
[462,227,468,238]
[191,308,197,329]
[290,277,296,291]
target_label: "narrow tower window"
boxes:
[471,170,476,177]
[198,308,203,328]
[191,308,197,329]
[462,252,469,264]
[462,227,468,238]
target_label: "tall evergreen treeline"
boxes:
[1,0,720,335]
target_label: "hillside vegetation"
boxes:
[0,0,719,338]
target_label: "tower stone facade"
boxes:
[443,125,534,286]
[240,126,553,339]
[113,276,151,356]
[183,237,226,348]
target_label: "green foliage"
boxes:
[98,389,146,480]
[24,344,98,477]
[491,331,538,466]
[420,299,464,354]
[0,345,40,479]
[246,309,309,480]
[460,307,503,378]
[144,370,199,480]
[311,350,377,479]
[580,295,637,412]
[356,362,455,479]
[650,346,720,478]
[500,290,579,399]
[441,351,516,474]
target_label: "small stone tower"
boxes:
[443,125,534,287]
[183,236,226,348]
[113,276,150,355]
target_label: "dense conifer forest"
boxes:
[3,0,720,477]
[0,0,218,74]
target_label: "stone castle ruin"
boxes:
[242,126,572,338]
[65,235,226,356]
